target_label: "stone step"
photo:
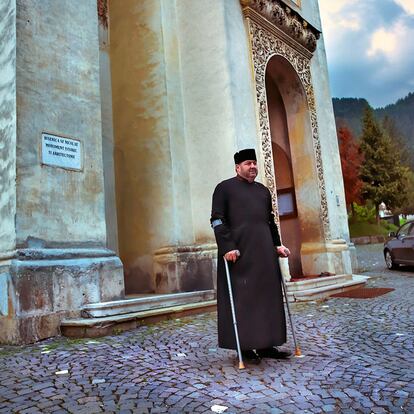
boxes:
[60,276,368,339]
[61,300,217,338]
[81,290,216,318]
[286,274,353,292]
[286,274,369,302]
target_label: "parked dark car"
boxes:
[384,220,414,269]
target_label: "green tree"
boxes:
[382,115,414,170]
[399,170,414,216]
[359,107,409,222]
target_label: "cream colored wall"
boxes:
[110,0,177,292]
[99,22,119,254]
[15,0,107,247]
[109,0,259,292]
[160,0,194,248]
[0,0,16,255]
[176,0,258,243]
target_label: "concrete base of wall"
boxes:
[300,240,353,276]
[153,243,217,293]
[0,248,124,344]
[348,242,358,272]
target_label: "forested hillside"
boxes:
[332,98,370,138]
[376,92,414,145]
[332,93,414,153]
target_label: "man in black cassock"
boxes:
[210,148,291,364]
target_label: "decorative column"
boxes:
[0,0,124,344]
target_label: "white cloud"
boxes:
[367,20,414,61]
[394,0,414,14]
[318,0,363,54]
[318,0,361,33]
[367,27,398,58]
[318,0,414,106]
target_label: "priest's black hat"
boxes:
[234,148,257,164]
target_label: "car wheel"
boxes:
[385,250,398,270]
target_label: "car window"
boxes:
[398,223,412,237]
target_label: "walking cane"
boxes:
[223,257,245,369]
[279,269,302,357]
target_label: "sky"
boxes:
[318,0,414,108]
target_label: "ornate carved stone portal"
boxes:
[240,1,331,241]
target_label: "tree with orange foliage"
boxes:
[337,126,364,217]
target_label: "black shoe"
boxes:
[256,347,292,359]
[241,350,261,364]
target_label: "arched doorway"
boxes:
[265,71,302,277]
[265,55,325,277]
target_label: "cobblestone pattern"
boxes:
[1,245,413,413]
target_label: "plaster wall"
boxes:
[110,0,179,292]
[99,23,119,253]
[176,0,259,243]
[159,0,193,247]
[109,0,259,292]
[0,0,17,255]
[15,0,107,247]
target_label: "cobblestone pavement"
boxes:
[1,244,413,413]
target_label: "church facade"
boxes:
[0,0,355,344]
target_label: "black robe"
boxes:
[211,176,287,350]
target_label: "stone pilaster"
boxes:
[0,0,124,344]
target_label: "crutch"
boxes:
[223,257,245,369]
[280,271,302,357]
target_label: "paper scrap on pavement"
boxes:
[176,353,187,357]
[92,378,106,384]
[41,350,51,354]
[55,370,69,375]
[211,405,228,413]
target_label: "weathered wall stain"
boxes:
[110,0,176,292]
[0,0,17,253]
[15,0,106,246]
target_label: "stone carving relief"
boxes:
[241,0,320,52]
[244,13,331,241]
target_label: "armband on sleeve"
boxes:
[211,219,223,229]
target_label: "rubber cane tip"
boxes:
[239,361,246,369]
